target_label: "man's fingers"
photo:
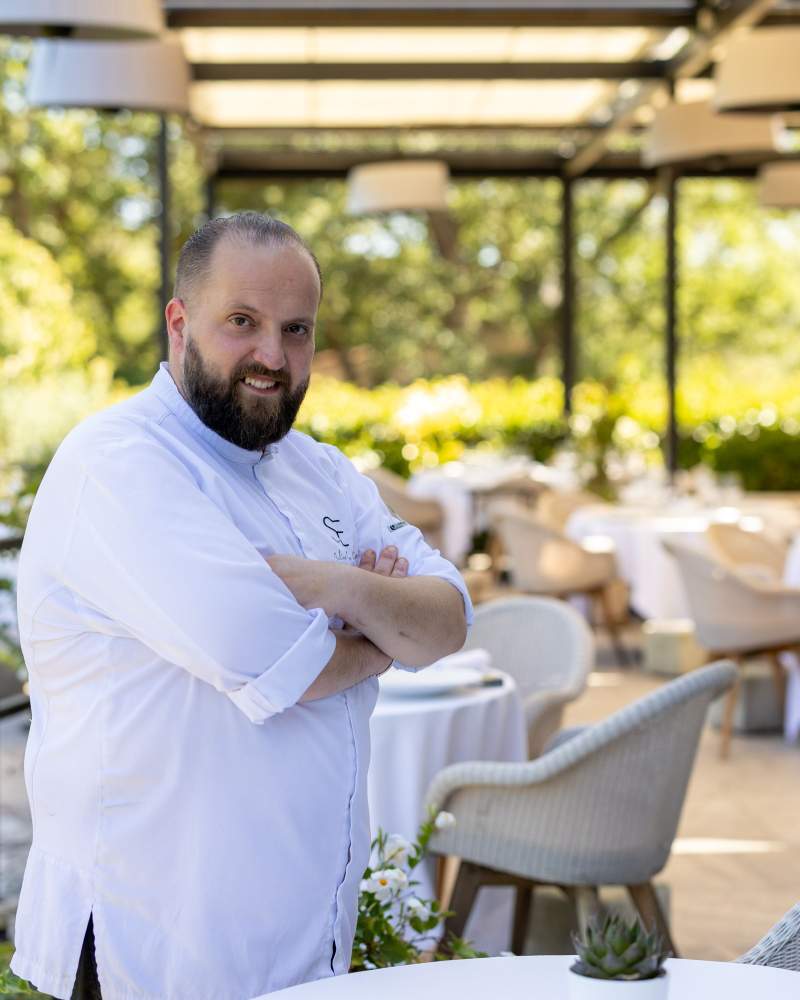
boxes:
[359,549,376,571]
[391,557,409,578]
[374,545,399,576]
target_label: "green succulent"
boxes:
[571,914,668,981]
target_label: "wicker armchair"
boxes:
[425,661,736,956]
[738,903,800,971]
[461,596,593,757]
[664,539,800,757]
[489,504,630,665]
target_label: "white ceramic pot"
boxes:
[568,968,668,1000]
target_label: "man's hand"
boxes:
[357,545,409,579]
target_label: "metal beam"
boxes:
[166,3,696,30]
[561,175,576,417]
[191,61,671,82]
[565,0,781,178]
[157,115,171,360]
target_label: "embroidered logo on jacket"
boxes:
[322,515,350,547]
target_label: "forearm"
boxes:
[337,573,467,668]
[300,630,391,702]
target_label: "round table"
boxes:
[260,954,799,999]
[369,672,527,953]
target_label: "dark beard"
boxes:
[182,337,309,452]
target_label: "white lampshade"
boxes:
[715,28,800,113]
[642,100,780,167]
[28,37,191,114]
[758,161,800,208]
[346,161,449,214]
[0,0,162,38]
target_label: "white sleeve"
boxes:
[61,437,336,724]
[325,447,474,632]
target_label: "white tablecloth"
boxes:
[262,954,800,999]
[781,535,800,741]
[368,672,527,953]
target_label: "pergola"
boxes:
[161,1,800,471]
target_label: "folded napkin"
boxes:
[426,647,492,674]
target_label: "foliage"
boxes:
[571,914,668,982]
[352,809,485,971]
[0,944,45,997]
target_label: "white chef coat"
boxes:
[11,363,472,1000]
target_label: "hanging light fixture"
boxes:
[715,28,800,114]
[758,161,800,208]
[346,161,449,214]
[27,37,191,114]
[0,0,162,38]
[642,99,781,167]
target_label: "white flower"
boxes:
[406,897,431,921]
[382,833,412,867]
[434,811,456,830]
[360,867,408,902]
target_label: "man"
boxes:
[11,212,471,999]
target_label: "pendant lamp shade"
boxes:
[758,161,800,208]
[346,161,449,214]
[0,0,162,38]
[642,100,780,167]
[27,38,191,114]
[715,28,800,113]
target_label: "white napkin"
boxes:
[426,647,492,674]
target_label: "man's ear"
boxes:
[165,298,188,357]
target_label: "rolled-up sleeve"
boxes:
[61,437,336,723]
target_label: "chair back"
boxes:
[536,489,604,533]
[491,508,591,593]
[706,522,787,580]
[738,903,800,971]
[463,596,593,754]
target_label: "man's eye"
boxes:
[286,324,310,336]
[230,315,252,328]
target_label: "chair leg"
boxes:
[768,653,787,717]
[512,883,533,955]
[442,860,485,942]
[596,587,632,668]
[569,885,603,937]
[719,660,742,759]
[627,881,679,957]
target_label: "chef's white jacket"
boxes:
[11,363,472,1000]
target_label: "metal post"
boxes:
[205,173,216,222]
[561,175,576,416]
[157,114,171,360]
[664,166,679,479]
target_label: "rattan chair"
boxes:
[738,903,800,971]
[425,661,736,957]
[489,504,630,665]
[461,596,593,757]
[664,539,800,757]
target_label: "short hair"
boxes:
[173,211,323,304]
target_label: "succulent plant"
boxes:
[571,914,669,981]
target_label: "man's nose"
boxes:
[251,329,286,372]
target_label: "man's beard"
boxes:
[181,337,309,452]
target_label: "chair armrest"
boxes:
[542,724,589,753]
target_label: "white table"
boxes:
[369,672,527,953]
[260,954,800,999]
